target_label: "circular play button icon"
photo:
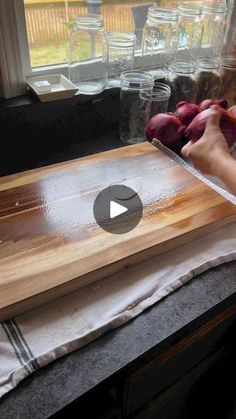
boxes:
[93,185,143,234]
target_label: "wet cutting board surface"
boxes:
[0,142,236,320]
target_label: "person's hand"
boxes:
[181,105,231,177]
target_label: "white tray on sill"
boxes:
[25,74,78,102]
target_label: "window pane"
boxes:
[24,0,180,68]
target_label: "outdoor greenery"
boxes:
[24,0,206,67]
[31,42,69,67]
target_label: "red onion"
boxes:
[185,107,236,148]
[175,101,201,126]
[146,113,186,146]
[199,99,228,110]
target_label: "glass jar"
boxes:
[196,58,222,103]
[119,70,154,144]
[140,83,171,137]
[168,60,197,111]
[200,2,227,59]
[103,32,136,87]
[141,7,179,80]
[177,2,203,61]
[68,14,106,95]
[220,56,236,107]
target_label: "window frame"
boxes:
[0,0,70,98]
[0,0,144,99]
[0,0,234,99]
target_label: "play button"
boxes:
[110,201,128,219]
[93,185,143,234]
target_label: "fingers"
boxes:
[205,105,221,132]
[181,140,193,158]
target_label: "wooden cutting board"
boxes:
[0,142,236,320]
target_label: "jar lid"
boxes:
[148,7,178,22]
[73,14,104,29]
[120,70,154,90]
[198,58,220,70]
[178,2,201,16]
[201,2,226,13]
[104,32,136,47]
[171,60,196,74]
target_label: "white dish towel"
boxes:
[0,143,236,399]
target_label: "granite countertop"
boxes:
[0,119,235,418]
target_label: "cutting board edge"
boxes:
[1,214,235,321]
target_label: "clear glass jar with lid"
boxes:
[196,58,222,103]
[141,7,179,80]
[177,1,203,61]
[200,2,227,59]
[220,56,236,107]
[168,60,197,111]
[68,14,106,95]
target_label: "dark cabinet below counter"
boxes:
[49,292,236,419]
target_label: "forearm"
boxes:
[217,155,236,195]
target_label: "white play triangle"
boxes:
[110,200,128,219]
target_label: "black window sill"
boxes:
[0,88,122,176]
[0,87,120,109]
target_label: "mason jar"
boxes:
[68,14,106,95]
[196,58,222,103]
[119,70,154,144]
[200,2,227,59]
[103,32,136,87]
[141,7,179,80]
[220,56,236,107]
[177,1,203,61]
[140,82,171,118]
[168,60,197,111]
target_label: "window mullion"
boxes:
[0,0,30,98]
[14,0,32,78]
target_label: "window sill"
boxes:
[0,88,122,176]
[0,86,120,109]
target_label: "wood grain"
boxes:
[0,142,236,320]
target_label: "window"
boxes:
[25,1,188,68]
[0,0,234,99]
[0,0,180,98]
[24,0,156,68]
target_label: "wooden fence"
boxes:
[25,2,149,47]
